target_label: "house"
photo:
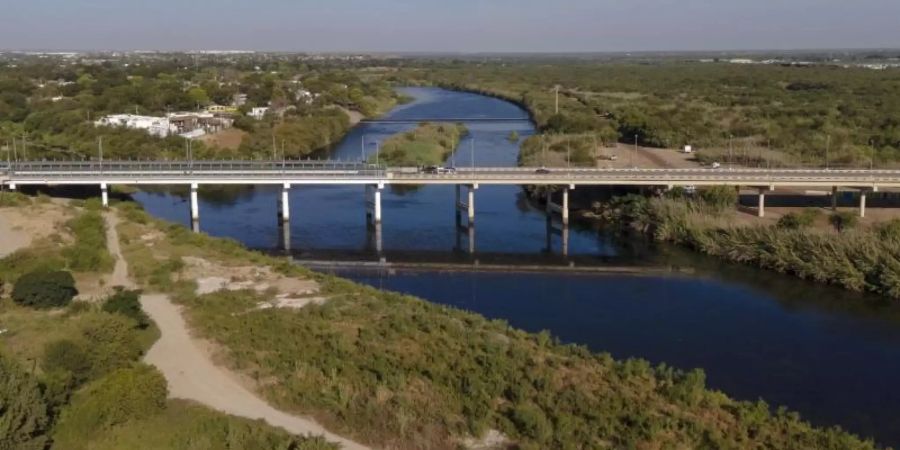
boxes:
[249,107,269,120]
[94,114,174,138]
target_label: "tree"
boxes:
[0,354,50,450]
[11,270,78,309]
[102,289,150,329]
[42,339,92,384]
[829,211,859,232]
[187,87,210,108]
[698,186,738,211]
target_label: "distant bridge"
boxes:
[360,117,531,124]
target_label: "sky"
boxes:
[1,0,899,53]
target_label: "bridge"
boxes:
[2,160,898,249]
[360,117,531,124]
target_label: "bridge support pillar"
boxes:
[456,184,477,227]
[757,188,766,218]
[280,183,291,222]
[860,190,867,218]
[467,184,477,225]
[100,183,109,208]
[8,183,15,191]
[831,186,839,211]
[190,183,199,231]
[366,183,383,226]
[561,187,570,226]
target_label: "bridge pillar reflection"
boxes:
[100,182,109,208]
[190,183,199,232]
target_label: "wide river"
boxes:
[136,88,900,446]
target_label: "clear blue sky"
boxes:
[2,0,898,52]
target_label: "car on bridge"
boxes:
[535,167,551,174]
[423,166,457,174]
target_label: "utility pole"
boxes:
[470,137,475,170]
[554,85,560,115]
[272,134,277,160]
[632,134,637,168]
[361,135,365,162]
[729,134,734,170]
[825,134,830,169]
[98,136,103,173]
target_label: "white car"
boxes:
[711,162,721,169]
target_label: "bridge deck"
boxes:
[2,161,899,189]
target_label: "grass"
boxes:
[372,122,467,166]
[112,201,882,450]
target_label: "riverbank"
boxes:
[592,192,900,300]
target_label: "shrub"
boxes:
[12,270,78,309]
[698,185,738,211]
[0,354,50,450]
[42,339,92,384]
[509,403,552,443]
[63,210,114,272]
[102,289,150,329]
[77,312,145,379]
[52,365,167,450]
[829,211,859,232]
[777,210,819,229]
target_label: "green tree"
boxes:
[42,339,92,385]
[11,270,78,309]
[699,186,738,211]
[0,354,50,450]
[187,87,210,107]
[830,211,859,232]
[102,289,150,329]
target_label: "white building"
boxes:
[249,107,269,120]
[94,114,174,138]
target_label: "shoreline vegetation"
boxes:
[370,122,467,166]
[589,189,900,300]
[107,199,878,449]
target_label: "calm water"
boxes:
[135,88,900,446]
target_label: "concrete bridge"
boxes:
[2,160,899,249]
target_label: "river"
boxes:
[134,87,900,446]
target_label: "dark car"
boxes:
[535,167,551,174]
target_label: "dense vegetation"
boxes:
[598,192,900,299]
[113,202,880,450]
[0,200,340,448]
[11,270,78,309]
[394,61,900,166]
[0,54,399,160]
[374,122,467,166]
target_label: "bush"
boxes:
[42,339,92,384]
[63,210,114,272]
[102,289,150,329]
[777,209,819,229]
[77,312,145,379]
[698,185,738,211]
[829,211,859,232]
[12,270,78,309]
[0,354,50,450]
[52,365,168,450]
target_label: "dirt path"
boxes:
[104,213,133,289]
[140,294,369,449]
[103,211,369,449]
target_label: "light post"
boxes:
[632,134,637,168]
[825,134,830,169]
[728,134,733,170]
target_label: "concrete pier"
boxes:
[860,190,867,218]
[832,186,839,211]
[455,184,477,227]
[757,188,766,218]
[281,183,291,222]
[366,183,383,226]
[546,185,573,226]
[191,183,200,227]
[101,182,109,208]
